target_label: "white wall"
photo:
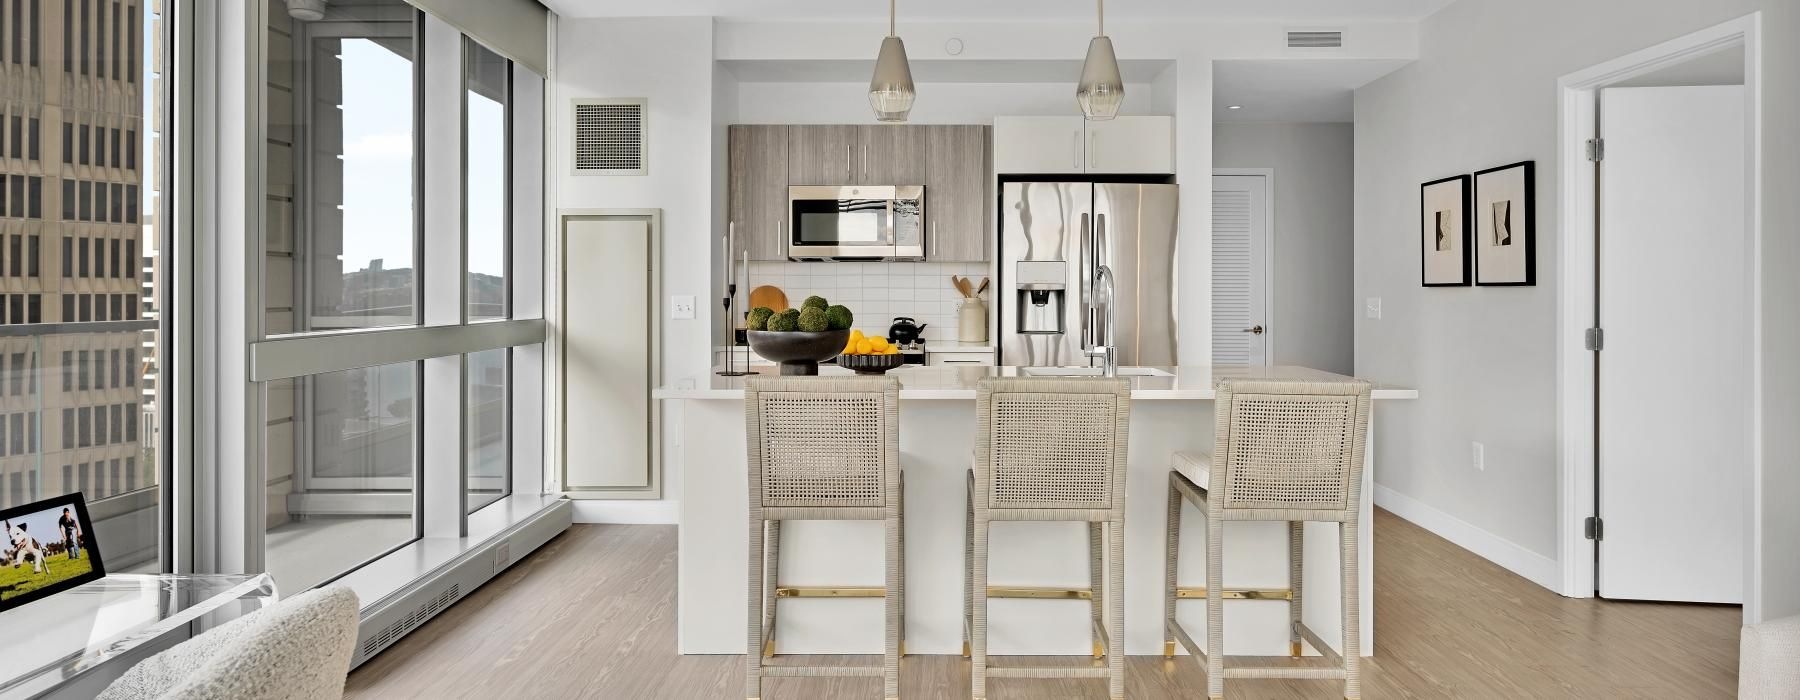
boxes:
[1214,122,1354,375]
[1354,0,1800,620]
[553,16,721,520]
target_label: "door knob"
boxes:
[1243,325,1265,335]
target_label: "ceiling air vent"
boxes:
[1286,30,1344,49]
[572,98,647,176]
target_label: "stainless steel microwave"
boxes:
[788,185,925,261]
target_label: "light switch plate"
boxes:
[671,295,697,320]
[1365,297,1382,319]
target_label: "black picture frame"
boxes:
[1420,174,1472,287]
[0,492,106,613]
[1472,160,1537,286]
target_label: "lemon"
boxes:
[881,346,899,355]
[849,329,866,343]
[855,339,874,355]
[869,336,889,351]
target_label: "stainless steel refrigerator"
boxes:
[998,181,1180,367]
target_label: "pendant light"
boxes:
[868,0,916,122]
[1076,0,1125,120]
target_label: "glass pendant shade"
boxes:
[869,36,916,122]
[1077,35,1125,120]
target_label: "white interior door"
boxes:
[1212,174,1270,365]
[1597,85,1748,603]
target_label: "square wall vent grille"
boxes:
[573,98,647,176]
[1286,30,1345,49]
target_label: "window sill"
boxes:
[327,493,568,611]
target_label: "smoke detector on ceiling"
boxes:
[287,0,327,21]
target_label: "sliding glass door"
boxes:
[251,0,544,594]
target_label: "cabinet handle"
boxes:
[1073,131,1082,170]
[863,144,869,178]
[1090,131,1099,171]
[930,220,936,259]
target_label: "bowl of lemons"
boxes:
[836,329,906,375]
[744,296,855,376]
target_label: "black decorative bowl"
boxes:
[746,329,852,376]
[837,352,906,375]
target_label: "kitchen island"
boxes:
[654,365,1416,659]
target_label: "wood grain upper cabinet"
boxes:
[925,125,991,262]
[787,125,858,185]
[856,125,928,185]
[728,125,789,261]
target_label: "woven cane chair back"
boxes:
[745,376,899,510]
[1213,378,1372,513]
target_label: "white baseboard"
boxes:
[1374,484,1561,592]
[571,499,678,524]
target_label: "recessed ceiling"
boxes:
[541,0,1458,22]
[720,58,1173,83]
[1213,59,1410,123]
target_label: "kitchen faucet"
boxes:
[1087,264,1118,377]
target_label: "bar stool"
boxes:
[965,377,1132,700]
[1162,377,1372,699]
[744,376,904,700]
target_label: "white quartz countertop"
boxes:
[654,365,1418,401]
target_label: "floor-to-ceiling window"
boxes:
[249,0,545,594]
[0,0,171,574]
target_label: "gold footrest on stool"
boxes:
[764,586,902,658]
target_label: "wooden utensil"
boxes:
[951,276,972,298]
[748,285,789,312]
[976,277,989,296]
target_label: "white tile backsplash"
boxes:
[744,261,995,343]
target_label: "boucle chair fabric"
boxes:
[743,375,903,700]
[1740,614,1800,699]
[1164,377,1371,700]
[966,377,1131,700]
[98,586,360,700]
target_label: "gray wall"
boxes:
[1214,123,1354,375]
[1354,0,1800,620]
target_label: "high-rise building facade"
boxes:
[0,0,160,538]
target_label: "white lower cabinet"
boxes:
[927,351,995,367]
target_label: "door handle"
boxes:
[1243,325,1265,335]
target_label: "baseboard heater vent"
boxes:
[348,499,573,668]
[360,584,461,659]
[1286,30,1344,49]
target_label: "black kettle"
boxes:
[888,317,927,345]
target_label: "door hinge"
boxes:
[1584,516,1604,541]
[1586,138,1604,162]
[1584,327,1604,351]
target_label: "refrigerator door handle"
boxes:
[1080,211,1092,348]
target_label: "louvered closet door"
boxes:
[1211,175,1269,365]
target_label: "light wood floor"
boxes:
[344,510,1741,699]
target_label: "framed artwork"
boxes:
[1,493,106,613]
[1420,174,1471,287]
[1473,160,1536,286]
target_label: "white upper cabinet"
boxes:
[993,115,1173,175]
[994,117,1087,174]
[1085,116,1174,175]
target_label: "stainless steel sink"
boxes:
[1020,366,1174,378]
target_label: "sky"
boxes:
[341,39,508,277]
[5,503,79,545]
